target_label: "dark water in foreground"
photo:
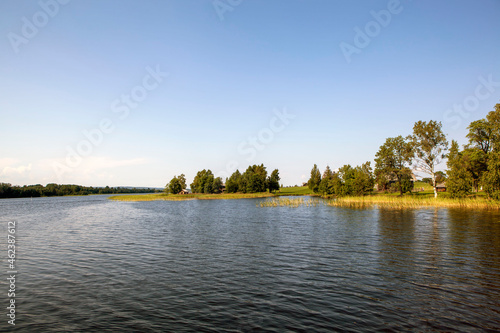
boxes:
[1,195,499,332]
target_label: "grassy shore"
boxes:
[109,185,499,210]
[275,186,315,196]
[109,186,313,201]
[109,192,274,201]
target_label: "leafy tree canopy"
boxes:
[411,120,448,197]
[375,135,414,195]
[308,164,321,193]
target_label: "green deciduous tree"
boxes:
[375,136,414,196]
[212,177,224,194]
[178,174,187,190]
[461,103,500,193]
[446,140,473,198]
[374,168,389,192]
[435,171,447,184]
[244,164,268,193]
[487,103,500,151]
[319,165,335,195]
[354,162,375,195]
[461,147,487,192]
[411,120,448,198]
[336,162,374,196]
[482,152,500,199]
[317,163,373,197]
[224,165,278,193]
[191,169,215,193]
[267,169,280,193]
[467,119,493,154]
[337,165,355,196]
[166,176,183,194]
[398,170,415,194]
[308,164,321,193]
[226,170,241,193]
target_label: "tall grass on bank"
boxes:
[326,196,500,210]
[109,192,274,201]
[258,197,321,208]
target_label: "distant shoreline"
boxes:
[0,192,158,200]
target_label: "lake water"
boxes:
[1,195,499,332]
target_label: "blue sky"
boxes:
[1,0,499,187]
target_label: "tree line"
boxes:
[166,164,280,194]
[308,163,375,197]
[447,103,500,199]
[308,102,500,199]
[0,183,158,199]
[226,165,280,193]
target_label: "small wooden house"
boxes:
[436,183,446,192]
[179,189,190,195]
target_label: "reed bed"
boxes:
[326,196,500,210]
[258,198,321,208]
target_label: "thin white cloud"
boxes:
[1,162,32,177]
[0,158,19,168]
[34,156,151,186]
[0,160,33,185]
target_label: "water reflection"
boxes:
[377,208,417,277]
[376,207,500,330]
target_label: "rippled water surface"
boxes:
[1,195,500,332]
